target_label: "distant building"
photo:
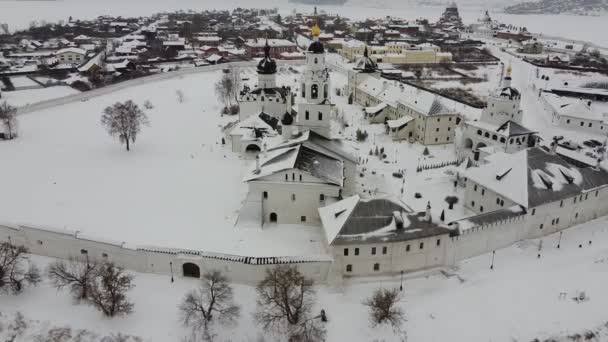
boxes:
[244,39,298,59]
[55,47,87,64]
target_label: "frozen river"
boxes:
[1,0,607,46]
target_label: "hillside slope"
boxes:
[505,0,608,14]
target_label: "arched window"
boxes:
[269,213,278,222]
[324,84,328,98]
[492,134,497,141]
[183,263,200,278]
[314,58,318,64]
[484,132,490,138]
[500,137,506,143]
[477,130,482,135]
[263,191,268,199]
[311,84,319,99]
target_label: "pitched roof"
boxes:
[243,144,344,186]
[466,147,608,208]
[496,120,537,137]
[319,196,450,245]
[387,115,414,129]
[268,130,358,164]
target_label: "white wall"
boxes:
[0,223,331,285]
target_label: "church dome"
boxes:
[257,41,277,75]
[353,46,377,73]
[308,23,325,54]
[308,41,325,54]
[281,112,294,126]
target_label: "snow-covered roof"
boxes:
[387,115,414,129]
[244,39,296,48]
[56,47,86,56]
[365,102,388,115]
[228,114,275,140]
[319,196,450,246]
[466,147,608,208]
[268,130,358,164]
[243,144,344,187]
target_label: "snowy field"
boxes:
[1,86,79,107]
[1,217,607,341]
[0,67,333,256]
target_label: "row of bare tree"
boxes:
[0,242,135,318]
[178,265,406,342]
[2,241,405,341]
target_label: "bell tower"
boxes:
[480,65,523,126]
[296,22,334,138]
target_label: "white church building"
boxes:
[457,66,538,161]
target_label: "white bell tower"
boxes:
[296,23,334,138]
[480,65,523,126]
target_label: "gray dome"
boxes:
[257,41,277,75]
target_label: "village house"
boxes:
[244,38,298,59]
[55,47,87,64]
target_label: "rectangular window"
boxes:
[318,112,323,120]
[560,200,563,207]
[419,242,424,250]
[354,248,359,256]
[556,218,559,224]
[371,247,376,255]
[436,239,441,246]
[531,208,536,215]
[292,194,296,201]
[80,249,88,255]
[406,244,410,252]
[346,264,352,272]
[102,253,108,258]
[320,194,325,202]
[305,111,309,120]
[301,216,306,222]
[373,263,380,271]
[343,248,349,256]
[540,224,543,229]
[382,246,387,254]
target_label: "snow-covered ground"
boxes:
[2,86,80,107]
[1,216,607,342]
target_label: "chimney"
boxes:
[255,155,261,174]
[424,201,432,222]
[393,211,404,229]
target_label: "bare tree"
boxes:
[255,266,324,340]
[227,65,242,106]
[47,257,99,301]
[0,242,41,294]
[143,100,154,110]
[0,101,18,139]
[363,288,405,329]
[179,270,240,329]
[88,262,134,317]
[101,100,149,151]
[215,73,234,110]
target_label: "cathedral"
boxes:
[457,66,538,161]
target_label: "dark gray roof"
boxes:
[496,120,537,137]
[527,147,608,207]
[257,41,277,75]
[331,199,451,245]
[249,87,290,99]
[499,85,520,99]
[353,46,377,73]
[308,41,325,54]
[295,146,343,186]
